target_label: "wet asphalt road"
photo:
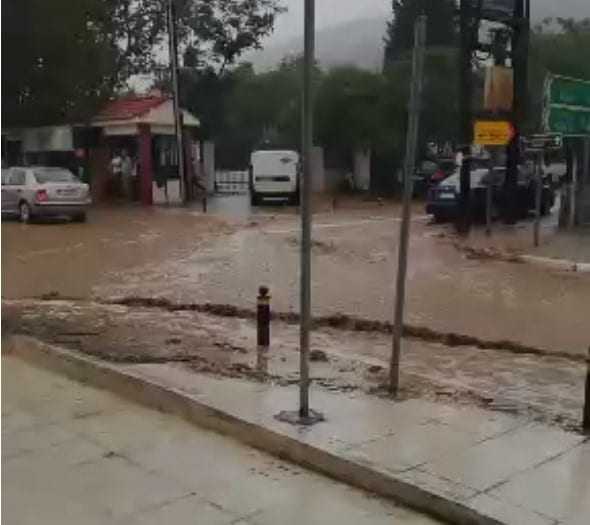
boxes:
[2,196,589,355]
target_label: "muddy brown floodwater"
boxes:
[1,206,233,299]
[3,199,590,356]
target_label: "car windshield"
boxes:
[34,168,77,184]
[443,168,503,188]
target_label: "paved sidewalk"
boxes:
[126,361,590,525]
[459,222,590,266]
[2,356,439,525]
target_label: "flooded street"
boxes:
[3,196,590,355]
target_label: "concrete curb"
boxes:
[4,335,503,525]
[515,254,590,273]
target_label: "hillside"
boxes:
[245,0,589,72]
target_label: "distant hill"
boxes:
[246,17,387,72]
[245,0,589,72]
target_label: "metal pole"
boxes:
[486,151,494,236]
[457,0,473,234]
[533,151,543,247]
[299,0,315,418]
[505,0,529,224]
[569,150,577,229]
[167,0,187,204]
[389,15,427,396]
[584,347,590,433]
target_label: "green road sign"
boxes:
[544,75,590,136]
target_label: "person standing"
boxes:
[121,149,134,200]
[110,150,122,197]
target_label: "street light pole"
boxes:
[167,0,187,203]
[299,0,315,419]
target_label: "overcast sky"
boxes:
[269,0,390,42]
[267,0,590,44]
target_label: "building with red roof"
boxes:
[87,93,200,205]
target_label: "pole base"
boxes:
[274,409,325,427]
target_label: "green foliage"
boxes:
[201,56,316,168]
[383,0,457,67]
[179,0,285,74]
[315,67,384,154]
[530,17,590,81]
[2,0,118,126]
[2,0,283,127]
[527,17,590,129]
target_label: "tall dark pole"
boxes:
[457,0,473,234]
[167,0,187,203]
[504,0,529,223]
[390,15,427,396]
[299,0,315,419]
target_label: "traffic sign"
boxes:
[521,133,563,152]
[474,120,515,146]
[543,75,590,136]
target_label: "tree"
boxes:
[2,0,118,126]
[526,17,590,129]
[2,0,284,127]
[383,0,457,68]
[179,0,285,75]
[205,56,317,168]
[315,67,384,157]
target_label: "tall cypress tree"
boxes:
[383,0,458,68]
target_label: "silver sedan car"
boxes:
[1,166,91,223]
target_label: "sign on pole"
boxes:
[521,133,563,152]
[543,75,590,136]
[479,0,516,22]
[474,120,515,146]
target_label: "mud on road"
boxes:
[3,298,587,433]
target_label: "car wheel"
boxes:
[433,213,446,224]
[72,212,87,223]
[19,202,32,224]
[250,192,259,206]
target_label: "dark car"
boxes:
[413,158,457,197]
[426,166,555,222]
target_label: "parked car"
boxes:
[426,166,555,222]
[413,158,457,197]
[1,166,91,223]
[543,161,567,187]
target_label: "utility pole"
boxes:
[457,0,474,234]
[167,0,187,203]
[504,0,529,223]
[299,0,315,418]
[389,15,427,396]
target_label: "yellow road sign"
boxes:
[474,120,515,146]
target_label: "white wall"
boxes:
[310,146,326,193]
[203,141,215,194]
[353,149,371,191]
[152,180,182,205]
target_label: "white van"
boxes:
[249,150,300,205]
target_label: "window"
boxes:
[33,168,77,184]
[1,169,10,186]
[9,169,26,186]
